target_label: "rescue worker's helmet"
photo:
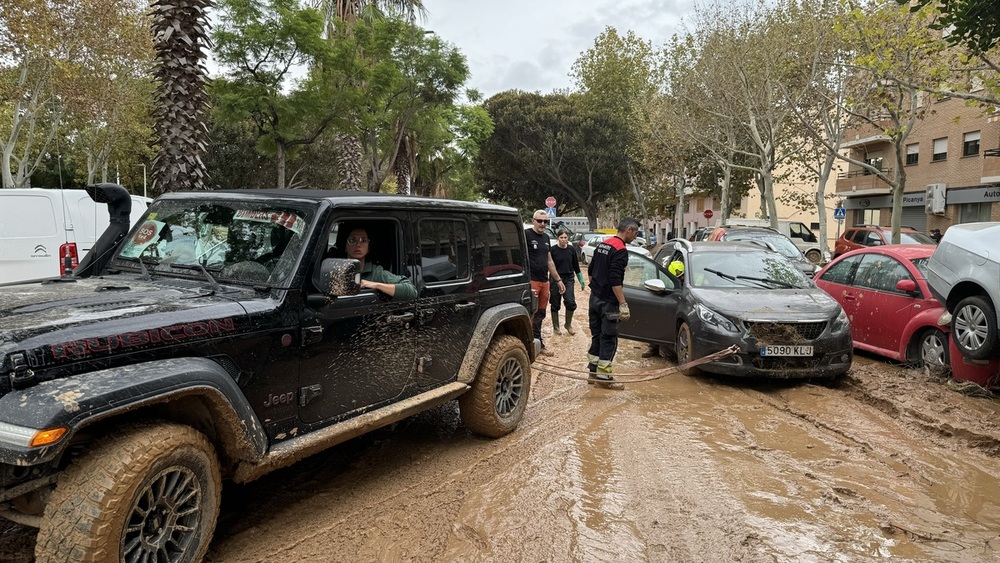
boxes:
[668,260,685,277]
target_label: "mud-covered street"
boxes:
[4,314,1000,562]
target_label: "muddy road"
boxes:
[4,321,1000,562]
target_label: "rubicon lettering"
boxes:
[49,318,237,360]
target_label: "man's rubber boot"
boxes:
[595,364,624,390]
[565,311,576,335]
[587,358,597,385]
[552,311,562,335]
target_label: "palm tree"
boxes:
[149,0,213,193]
[318,0,424,191]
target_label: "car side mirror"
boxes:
[318,258,361,297]
[644,278,667,294]
[895,279,917,294]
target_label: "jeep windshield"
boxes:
[111,199,313,286]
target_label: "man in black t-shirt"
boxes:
[526,210,564,357]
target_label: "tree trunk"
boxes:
[336,133,363,191]
[277,144,286,189]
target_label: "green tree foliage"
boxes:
[904,0,999,54]
[211,0,359,188]
[0,0,152,189]
[476,91,630,226]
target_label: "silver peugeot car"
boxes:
[926,222,1000,360]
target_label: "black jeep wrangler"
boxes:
[0,185,537,562]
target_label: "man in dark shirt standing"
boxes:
[587,217,639,388]
[527,210,564,357]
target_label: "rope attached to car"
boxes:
[532,345,740,384]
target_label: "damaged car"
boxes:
[619,240,853,379]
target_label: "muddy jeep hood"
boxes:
[0,277,250,355]
[693,287,840,321]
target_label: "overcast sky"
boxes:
[421,0,695,98]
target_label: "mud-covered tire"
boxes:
[952,295,999,360]
[805,249,823,264]
[912,328,949,369]
[676,322,701,377]
[35,422,221,563]
[460,335,531,438]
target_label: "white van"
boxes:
[722,218,827,263]
[0,188,150,284]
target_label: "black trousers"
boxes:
[549,274,577,312]
[587,295,620,363]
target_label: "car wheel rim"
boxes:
[494,356,524,417]
[123,466,202,562]
[955,305,988,351]
[678,327,691,364]
[921,333,946,367]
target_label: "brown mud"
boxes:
[3,290,1000,562]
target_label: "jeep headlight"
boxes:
[696,304,738,332]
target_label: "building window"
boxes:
[905,143,919,165]
[960,202,992,223]
[863,157,883,174]
[963,131,980,156]
[861,208,878,225]
[932,138,948,161]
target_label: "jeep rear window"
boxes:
[112,200,313,285]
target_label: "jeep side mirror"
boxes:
[318,258,361,297]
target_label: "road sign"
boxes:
[545,207,557,218]
[703,209,714,219]
[545,196,556,208]
[833,207,846,221]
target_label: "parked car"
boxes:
[580,234,652,263]
[617,240,852,379]
[0,185,537,561]
[833,225,936,258]
[815,245,948,369]
[722,218,826,264]
[706,225,820,277]
[926,222,1000,360]
[570,231,604,261]
[0,187,150,284]
[689,227,714,241]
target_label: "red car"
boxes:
[814,245,949,369]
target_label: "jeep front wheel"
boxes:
[35,422,221,563]
[460,335,531,438]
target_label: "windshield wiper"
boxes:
[170,263,223,294]
[119,256,155,281]
[733,275,795,289]
[705,267,736,281]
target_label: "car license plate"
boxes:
[761,345,813,357]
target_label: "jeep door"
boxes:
[618,254,683,347]
[411,213,478,386]
[298,214,416,423]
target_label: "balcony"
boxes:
[835,167,894,194]
[984,147,1000,183]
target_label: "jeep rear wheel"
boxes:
[952,295,999,360]
[35,422,221,563]
[460,335,531,438]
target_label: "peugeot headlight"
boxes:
[831,307,850,333]
[696,304,738,332]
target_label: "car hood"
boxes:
[0,277,251,356]
[691,287,841,321]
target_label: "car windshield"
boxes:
[898,232,936,244]
[726,233,801,259]
[911,256,930,277]
[689,251,811,289]
[112,199,312,286]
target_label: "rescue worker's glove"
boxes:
[619,302,630,322]
[577,272,585,290]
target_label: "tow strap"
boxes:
[532,345,740,384]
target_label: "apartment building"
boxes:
[836,96,1000,234]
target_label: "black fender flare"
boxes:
[456,303,534,384]
[0,357,267,466]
